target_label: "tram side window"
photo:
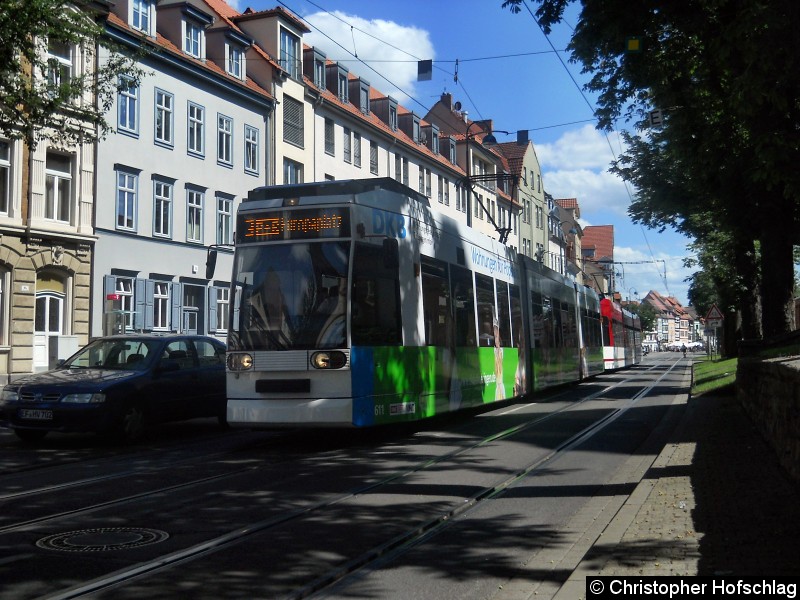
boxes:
[475,274,495,347]
[564,302,576,347]
[510,284,523,348]
[531,291,545,350]
[495,280,512,347]
[551,299,563,348]
[450,265,476,347]
[421,258,451,346]
[351,242,401,345]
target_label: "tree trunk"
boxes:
[759,195,796,338]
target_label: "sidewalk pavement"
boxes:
[495,359,800,600]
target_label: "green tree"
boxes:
[628,301,656,333]
[502,0,799,339]
[0,0,144,150]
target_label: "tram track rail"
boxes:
[30,357,684,600]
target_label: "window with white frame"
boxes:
[402,157,408,186]
[153,282,170,330]
[324,119,335,155]
[353,132,361,167]
[283,159,302,184]
[216,287,230,332]
[343,127,352,163]
[45,39,72,95]
[226,44,243,79]
[45,153,71,223]
[437,175,444,204]
[155,90,173,146]
[116,277,134,330]
[186,188,203,243]
[132,0,152,35]
[153,180,172,237]
[443,178,450,206]
[184,20,203,58]
[216,195,233,245]
[418,167,424,194]
[394,154,401,181]
[282,96,303,147]
[389,104,398,131]
[279,28,300,79]
[117,76,138,134]
[217,114,233,166]
[187,102,204,156]
[0,141,9,214]
[337,72,348,102]
[424,168,431,197]
[116,170,137,231]
[244,125,258,174]
[313,55,325,88]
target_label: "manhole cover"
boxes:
[36,527,169,552]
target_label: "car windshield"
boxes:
[63,339,160,371]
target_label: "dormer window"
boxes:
[338,73,348,102]
[280,28,300,79]
[184,22,202,58]
[359,80,370,115]
[412,116,420,143]
[389,105,397,131]
[448,138,456,164]
[226,44,243,79]
[131,0,153,36]
[224,31,250,80]
[314,55,324,88]
[182,6,212,60]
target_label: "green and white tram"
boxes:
[221,177,605,428]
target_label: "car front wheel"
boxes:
[119,403,146,442]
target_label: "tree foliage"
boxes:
[0,0,144,149]
[502,0,800,339]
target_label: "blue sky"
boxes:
[236,0,697,304]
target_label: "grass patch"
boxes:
[692,356,738,396]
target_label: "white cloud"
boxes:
[301,11,435,106]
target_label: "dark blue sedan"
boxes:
[0,334,227,443]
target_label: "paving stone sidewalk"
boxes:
[555,390,800,598]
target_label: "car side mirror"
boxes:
[206,248,218,279]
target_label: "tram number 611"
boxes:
[375,405,386,416]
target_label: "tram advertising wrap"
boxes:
[220,178,640,428]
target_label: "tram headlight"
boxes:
[310,351,347,370]
[227,352,253,371]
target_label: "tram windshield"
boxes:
[230,242,350,351]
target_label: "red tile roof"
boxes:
[582,225,614,262]
[105,12,274,102]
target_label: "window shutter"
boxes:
[134,278,147,331]
[208,286,218,333]
[171,282,182,332]
[144,280,155,330]
[283,97,303,146]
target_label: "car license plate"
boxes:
[18,409,53,420]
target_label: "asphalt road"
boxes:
[0,354,689,600]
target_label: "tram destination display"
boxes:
[237,207,350,242]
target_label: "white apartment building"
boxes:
[93,0,274,339]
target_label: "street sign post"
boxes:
[704,304,724,360]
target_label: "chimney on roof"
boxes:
[462,110,468,123]
[441,92,453,109]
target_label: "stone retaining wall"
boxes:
[736,356,800,482]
